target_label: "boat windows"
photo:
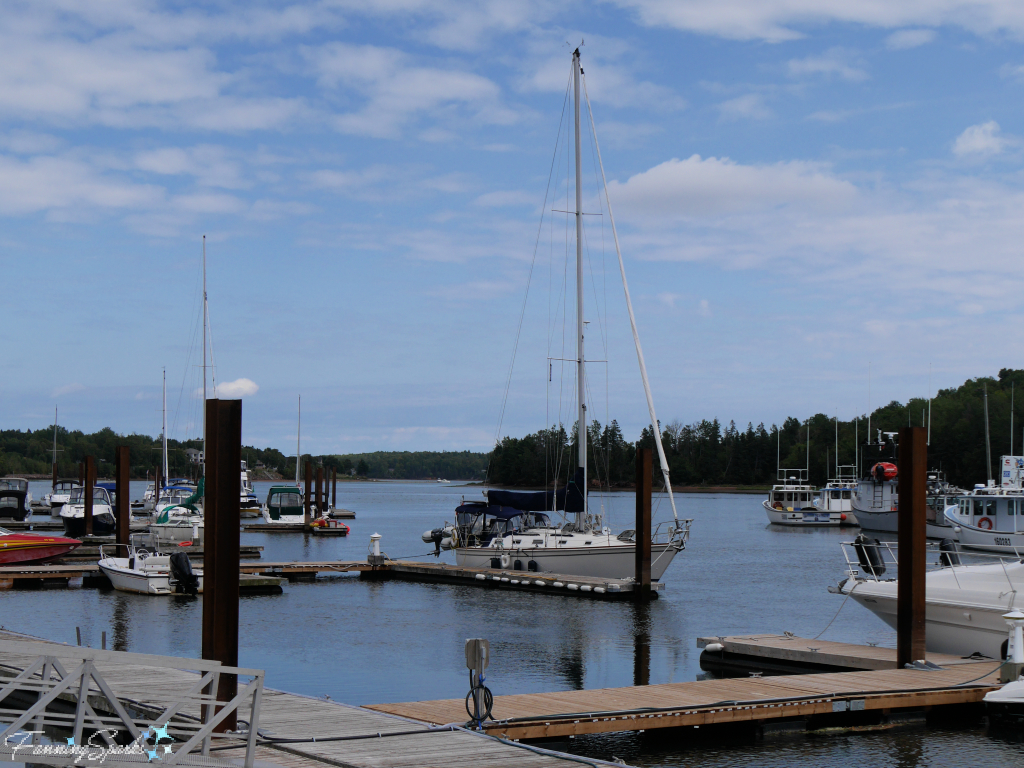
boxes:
[0,495,22,508]
[68,487,111,505]
[830,491,841,500]
[1009,499,1018,516]
[270,492,302,508]
[842,491,851,500]
[0,479,28,492]
[981,499,997,517]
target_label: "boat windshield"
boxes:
[0,495,22,508]
[0,479,28,492]
[68,488,110,504]
[270,491,302,508]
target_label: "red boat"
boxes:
[0,527,81,565]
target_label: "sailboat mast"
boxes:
[52,406,58,489]
[573,48,587,526]
[162,368,169,484]
[296,396,301,487]
[202,235,207,479]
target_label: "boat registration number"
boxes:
[803,512,830,523]
[995,537,1012,546]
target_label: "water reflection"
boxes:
[110,594,131,651]
[632,601,651,687]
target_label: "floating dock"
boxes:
[0,564,284,593]
[695,634,983,675]
[369,658,1001,739]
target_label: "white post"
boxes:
[1006,609,1024,664]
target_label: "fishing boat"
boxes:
[0,527,81,564]
[945,482,1024,553]
[98,534,202,595]
[423,50,690,581]
[762,428,846,526]
[834,538,1023,658]
[0,481,32,522]
[43,480,80,516]
[262,485,306,525]
[59,486,116,537]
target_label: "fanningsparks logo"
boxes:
[5,724,174,763]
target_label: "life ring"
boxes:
[773,501,783,510]
[978,516,994,530]
[178,540,193,547]
[500,553,511,569]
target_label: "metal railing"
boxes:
[0,638,262,767]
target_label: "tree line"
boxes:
[3,369,1021,489]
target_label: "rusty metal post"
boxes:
[115,447,130,547]
[84,456,95,536]
[897,426,927,668]
[635,447,653,603]
[304,461,312,528]
[332,468,337,509]
[316,466,323,516]
[201,398,242,732]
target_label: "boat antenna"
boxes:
[572,48,587,530]
[984,382,993,486]
[202,234,207,479]
[582,64,679,527]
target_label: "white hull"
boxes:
[149,522,204,546]
[764,500,844,526]
[854,507,957,540]
[949,518,1024,553]
[455,540,680,581]
[842,579,1013,658]
[98,559,204,595]
[261,509,306,526]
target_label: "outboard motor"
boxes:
[939,538,962,567]
[853,533,886,578]
[422,527,446,556]
[169,551,200,596]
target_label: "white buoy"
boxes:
[553,581,564,588]
[534,580,545,586]
[475,573,486,580]
[580,585,592,592]
[370,533,381,557]
[567,584,579,591]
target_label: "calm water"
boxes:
[4,480,1023,767]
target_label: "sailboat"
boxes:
[42,407,79,516]
[423,50,691,581]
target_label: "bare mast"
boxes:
[573,48,587,529]
[202,235,208,479]
[296,396,301,487]
[162,368,169,483]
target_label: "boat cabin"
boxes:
[455,503,553,546]
[954,490,1024,533]
[266,486,304,520]
[767,485,817,511]
[67,486,113,508]
[0,478,29,493]
[53,480,80,493]
[0,489,29,520]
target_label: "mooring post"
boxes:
[633,602,651,686]
[115,446,130,548]
[201,398,242,732]
[84,456,95,536]
[635,447,653,603]
[304,461,312,528]
[316,466,323,516]
[332,468,337,509]
[897,426,927,668]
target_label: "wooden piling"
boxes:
[634,447,652,603]
[897,426,927,668]
[332,468,337,508]
[304,462,312,528]
[83,456,95,536]
[201,398,242,732]
[316,466,323,516]
[114,447,129,547]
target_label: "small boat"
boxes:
[98,535,202,595]
[945,483,1024,553]
[150,482,203,546]
[985,676,1024,727]
[240,461,260,518]
[262,486,306,525]
[60,486,116,537]
[43,479,80,516]
[764,478,839,525]
[0,527,81,564]
[0,483,32,522]
[437,478,450,484]
[835,537,1022,658]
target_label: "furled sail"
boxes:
[486,467,586,513]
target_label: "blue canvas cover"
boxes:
[486,467,586,513]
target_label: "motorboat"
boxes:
[0,484,32,522]
[262,485,306,525]
[240,461,260,518]
[945,484,1024,553]
[0,527,81,564]
[421,50,691,581]
[150,482,203,546]
[813,464,859,526]
[764,476,839,526]
[98,534,202,595]
[42,479,80,516]
[985,677,1024,727]
[834,537,1023,658]
[59,486,116,537]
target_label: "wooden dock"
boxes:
[0,564,284,593]
[368,660,1001,739]
[0,630,616,768]
[695,634,983,675]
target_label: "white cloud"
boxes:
[697,299,711,317]
[886,28,937,49]
[610,1,1024,43]
[607,155,857,218]
[134,145,248,189]
[52,383,85,398]
[1000,63,1024,82]
[953,121,1008,156]
[717,93,772,121]
[473,190,537,207]
[215,378,260,398]
[788,49,868,82]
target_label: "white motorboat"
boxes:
[423,50,690,582]
[262,485,306,526]
[60,486,116,537]
[0,479,32,523]
[945,484,1024,553]
[985,677,1024,727]
[240,461,260,518]
[764,477,840,526]
[834,537,1023,658]
[44,480,80,516]
[150,483,203,546]
[98,535,202,595]
[1,478,32,513]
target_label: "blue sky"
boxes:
[4,1,1024,455]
